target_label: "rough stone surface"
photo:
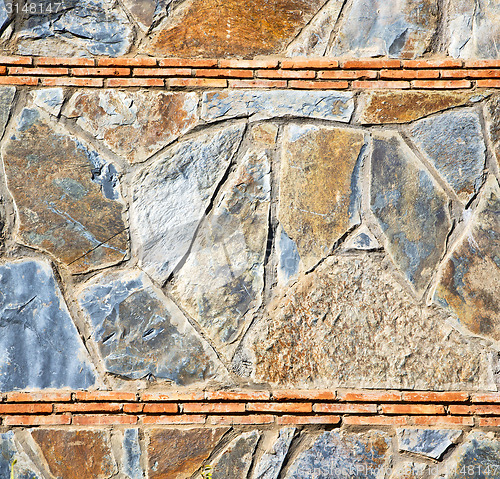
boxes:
[0,432,43,479]
[131,124,245,283]
[78,269,228,385]
[397,429,462,460]
[390,462,428,479]
[279,124,365,271]
[31,430,116,479]
[0,1,7,32]
[342,225,381,251]
[0,259,96,390]
[486,93,500,172]
[285,431,391,479]
[201,90,354,123]
[252,428,295,479]
[141,0,324,57]
[66,91,199,164]
[31,88,64,117]
[409,109,486,203]
[2,106,128,274]
[0,86,15,137]
[249,254,492,390]
[277,226,300,287]
[122,0,166,30]
[122,429,143,479]
[435,176,500,342]
[148,428,228,479]
[370,132,451,296]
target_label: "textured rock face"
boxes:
[31,88,64,117]
[397,429,462,460]
[66,91,199,164]
[252,428,295,479]
[0,432,43,479]
[121,429,143,479]
[486,93,500,170]
[78,269,227,384]
[342,225,381,251]
[279,124,365,270]
[0,260,96,390]
[0,86,15,136]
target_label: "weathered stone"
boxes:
[342,225,381,251]
[131,124,245,283]
[0,432,43,479]
[31,430,116,479]
[486,93,500,172]
[141,0,324,57]
[2,107,128,274]
[249,122,279,147]
[202,90,354,123]
[358,91,487,125]
[122,429,143,479]
[0,1,8,32]
[78,269,228,384]
[171,145,270,351]
[397,429,462,460]
[66,90,199,164]
[370,132,451,296]
[252,428,295,479]
[210,431,260,479]
[0,86,15,137]
[277,226,300,287]
[285,431,391,479]
[409,109,486,203]
[390,462,428,479]
[17,0,133,56]
[0,259,96,390]
[328,0,438,58]
[148,428,228,479]
[122,0,168,30]
[248,254,492,390]
[434,176,500,342]
[279,124,366,271]
[31,88,64,117]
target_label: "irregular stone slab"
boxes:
[66,90,199,164]
[328,0,438,58]
[78,269,228,384]
[397,429,462,460]
[210,431,260,479]
[249,122,279,146]
[122,0,167,30]
[409,109,486,203]
[277,226,300,287]
[202,90,354,123]
[434,176,500,342]
[171,145,270,351]
[31,88,64,117]
[2,107,127,274]
[141,0,324,57]
[370,132,451,296]
[31,430,116,479]
[0,259,96,390]
[285,431,391,479]
[248,255,491,390]
[252,428,295,479]
[342,225,381,251]
[122,429,143,479]
[0,86,15,137]
[0,1,7,32]
[279,124,366,271]
[358,91,487,124]
[148,428,228,479]
[486,93,500,171]
[0,432,43,479]
[16,0,133,56]
[131,124,245,283]
[390,462,427,479]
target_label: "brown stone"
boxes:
[148,427,228,479]
[31,429,116,479]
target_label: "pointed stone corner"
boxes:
[78,269,229,385]
[252,428,295,479]
[370,131,451,297]
[342,225,381,251]
[397,428,462,460]
[0,259,96,390]
[31,88,64,117]
[0,431,45,479]
[131,123,245,283]
[434,176,500,342]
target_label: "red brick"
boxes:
[98,57,157,67]
[228,79,286,88]
[439,69,469,78]
[476,80,500,88]
[208,415,274,425]
[281,58,339,69]
[402,392,469,402]
[413,416,474,426]
[256,69,315,79]
[478,417,500,426]
[441,69,500,78]
[205,391,270,401]
[170,78,227,88]
[183,403,245,413]
[473,405,500,415]
[0,77,38,85]
[277,415,341,425]
[134,67,192,77]
[0,66,5,75]
[272,390,336,401]
[194,68,253,78]
[338,390,402,402]
[72,415,138,426]
[318,70,378,80]
[6,391,72,402]
[464,60,500,68]
[141,391,204,402]
[54,403,122,413]
[353,80,410,89]
[344,416,408,426]
[380,69,439,79]
[289,80,349,89]
[108,78,164,87]
[9,66,68,75]
[381,404,445,415]
[411,80,471,89]
[159,58,218,68]
[124,404,144,413]
[0,56,32,65]
[448,405,473,415]
[72,67,130,76]
[313,403,377,414]
[3,415,71,426]
[219,59,279,69]
[41,77,104,87]
[36,57,94,66]
[471,393,500,403]
[247,402,312,413]
[75,391,137,402]
[403,59,463,68]
[343,59,401,69]
[142,414,206,425]
[0,404,53,414]
[143,403,178,414]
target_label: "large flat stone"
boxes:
[434,176,500,342]
[131,124,245,283]
[252,428,295,479]
[397,428,462,460]
[141,0,324,57]
[0,86,15,137]
[78,269,228,385]
[247,254,492,390]
[370,132,451,296]
[408,109,486,203]
[279,124,366,271]
[0,431,43,479]
[66,91,199,164]
[2,106,128,274]
[0,259,96,390]
[201,90,354,123]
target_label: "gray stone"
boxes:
[122,0,169,30]
[31,88,64,117]
[78,269,228,385]
[0,1,7,32]
[131,124,245,283]
[0,432,43,479]
[0,86,15,138]
[370,132,451,296]
[390,462,427,479]
[342,225,381,251]
[201,90,354,123]
[285,431,391,479]
[486,93,500,172]
[277,226,300,287]
[409,109,486,203]
[122,429,143,479]
[0,259,96,390]
[252,428,295,479]
[397,429,462,460]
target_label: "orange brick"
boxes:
[476,80,500,88]
[143,403,178,414]
[205,391,270,401]
[36,57,94,66]
[194,68,253,78]
[142,414,206,425]
[478,417,500,426]
[381,404,445,415]
[0,77,38,85]
[228,79,286,88]
[159,58,218,68]
[473,405,500,415]
[403,59,463,68]
[98,57,157,67]
[448,405,473,415]
[439,69,469,78]
[124,404,144,413]
[9,66,68,75]
[411,80,471,89]
[170,78,227,88]
[0,56,32,65]
[318,70,377,79]
[277,415,341,425]
[219,59,279,69]
[343,59,401,69]
[0,404,53,414]
[247,402,312,413]
[134,67,191,77]
[289,80,349,89]
[7,391,72,402]
[108,78,164,87]
[256,69,315,79]
[344,416,408,426]
[313,403,377,414]
[208,415,274,425]
[353,80,410,89]
[413,416,474,426]
[183,403,245,414]
[4,415,71,426]
[41,77,104,87]
[54,403,122,413]
[272,390,336,401]
[380,69,439,79]
[281,58,339,69]
[338,390,402,402]
[0,66,5,75]
[75,391,136,402]
[464,59,500,68]
[471,393,500,403]
[72,415,138,426]
[402,392,469,402]
[72,67,130,76]
[141,391,204,401]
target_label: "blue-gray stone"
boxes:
[252,428,295,479]
[0,1,7,31]
[409,110,486,203]
[123,429,143,479]
[0,432,43,479]
[0,86,15,138]
[201,90,354,123]
[342,225,381,251]
[31,88,64,117]
[0,260,96,390]
[397,428,462,460]
[277,227,300,286]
